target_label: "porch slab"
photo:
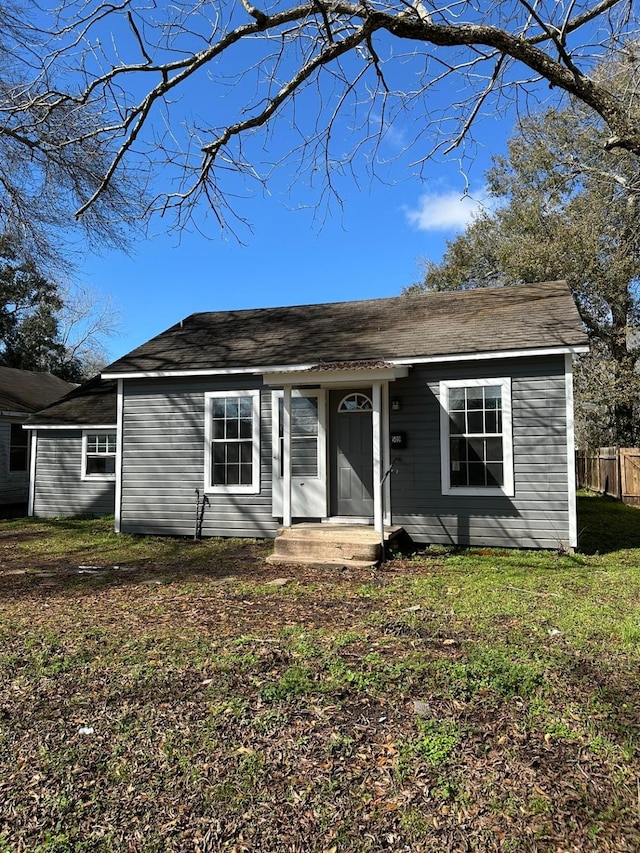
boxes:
[267,524,407,569]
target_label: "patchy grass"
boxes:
[0,497,639,851]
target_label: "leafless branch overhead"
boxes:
[4,0,640,232]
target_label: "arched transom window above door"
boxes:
[337,393,373,413]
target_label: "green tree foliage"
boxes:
[409,55,640,448]
[0,236,86,382]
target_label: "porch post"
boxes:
[372,382,384,538]
[283,384,292,528]
[382,382,392,526]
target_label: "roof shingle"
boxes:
[26,376,117,427]
[103,281,588,376]
[0,368,76,414]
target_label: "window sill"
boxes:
[82,474,116,482]
[205,485,260,495]
[442,485,514,498]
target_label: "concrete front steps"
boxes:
[266,523,407,569]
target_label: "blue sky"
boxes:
[62,5,519,364]
[80,154,501,362]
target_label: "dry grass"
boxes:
[0,498,639,852]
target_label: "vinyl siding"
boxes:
[0,418,29,505]
[32,430,115,517]
[120,378,278,538]
[388,357,572,549]
[118,356,572,548]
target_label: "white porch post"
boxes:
[382,382,391,526]
[372,382,384,538]
[283,384,292,528]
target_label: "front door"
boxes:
[329,390,374,518]
[272,390,327,518]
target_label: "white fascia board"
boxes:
[2,410,30,418]
[28,423,117,430]
[101,363,318,379]
[392,344,589,366]
[102,346,588,380]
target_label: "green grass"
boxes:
[1,496,640,851]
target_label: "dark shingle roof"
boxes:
[0,367,76,414]
[26,376,117,427]
[103,281,587,376]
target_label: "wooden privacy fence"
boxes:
[576,446,640,506]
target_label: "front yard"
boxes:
[0,495,639,852]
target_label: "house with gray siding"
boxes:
[27,376,117,518]
[0,368,75,511]
[28,281,589,553]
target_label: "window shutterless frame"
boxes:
[204,390,261,494]
[439,377,514,497]
[82,430,117,481]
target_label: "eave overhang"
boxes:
[101,343,589,381]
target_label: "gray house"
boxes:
[28,281,589,552]
[0,368,75,510]
[27,376,117,518]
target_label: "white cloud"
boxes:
[405,187,488,232]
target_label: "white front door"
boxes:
[272,390,327,518]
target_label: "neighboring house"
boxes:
[26,376,117,518]
[28,281,590,549]
[0,368,76,510]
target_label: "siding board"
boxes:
[120,378,278,538]
[118,355,572,548]
[388,356,571,548]
[32,430,115,517]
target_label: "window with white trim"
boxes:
[205,391,260,493]
[83,431,116,480]
[440,378,514,496]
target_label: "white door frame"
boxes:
[272,388,327,521]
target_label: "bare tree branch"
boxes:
[3,0,639,235]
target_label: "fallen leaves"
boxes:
[0,525,638,852]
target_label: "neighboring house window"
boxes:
[440,378,514,496]
[205,391,260,493]
[9,423,28,472]
[83,431,116,480]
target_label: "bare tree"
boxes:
[8,1,640,233]
[0,2,144,269]
[57,283,122,378]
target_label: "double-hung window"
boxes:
[83,431,117,480]
[440,378,514,496]
[205,390,260,493]
[9,423,28,472]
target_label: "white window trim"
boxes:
[82,429,117,482]
[440,377,514,497]
[204,390,261,494]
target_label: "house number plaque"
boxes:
[390,431,407,450]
